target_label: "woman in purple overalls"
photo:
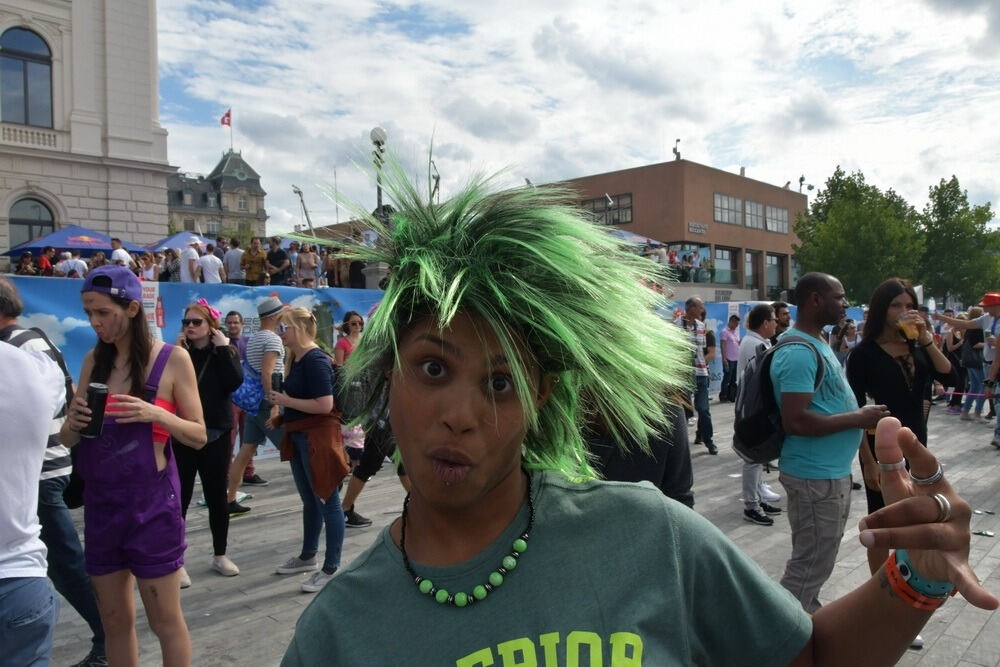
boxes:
[61,266,207,666]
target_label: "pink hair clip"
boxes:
[195,298,222,321]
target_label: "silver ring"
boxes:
[931,493,952,523]
[878,460,907,471]
[910,463,944,486]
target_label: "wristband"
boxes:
[885,549,955,611]
[920,340,933,348]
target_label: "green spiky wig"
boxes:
[338,155,692,478]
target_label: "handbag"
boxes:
[961,337,983,369]
[231,360,264,415]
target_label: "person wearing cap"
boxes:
[14,251,37,275]
[59,265,206,666]
[227,295,286,515]
[179,238,201,283]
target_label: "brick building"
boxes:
[564,159,807,301]
[0,0,172,261]
[167,150,268,239]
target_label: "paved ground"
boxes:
[50,399,1000,666]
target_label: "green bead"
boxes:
[502,556,517,570]
[454,592,468,607]
[473,585,488,600]
[512,538,527,553]
[489,571,504,587]
[418,579,433,594]
[435,589,449,604]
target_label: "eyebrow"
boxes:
[412,334,509,366]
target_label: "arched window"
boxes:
[9,197,54,247]
[0,27,52,127]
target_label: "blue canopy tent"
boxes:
[3,224,146,257]
[146,232,214,252]
[607,228,664,246]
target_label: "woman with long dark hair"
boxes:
[847,278,956,575]
[174,299,244,586]
[60,265,206,665]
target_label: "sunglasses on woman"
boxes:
[181,318,204,327]
[276,323,288,334]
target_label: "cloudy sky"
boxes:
[157,0,1000,234]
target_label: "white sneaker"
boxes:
[178,566,191,589]
[910,634,923,649]
[212,555,240,577]
[301,569,336,593]
[276,555,318,575]
[759,482,781,503]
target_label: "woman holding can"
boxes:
[60,265,206,666]
[268,306,347,593]
[174,298,244,586]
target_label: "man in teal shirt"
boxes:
[770,273,889,612]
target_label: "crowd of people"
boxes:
[2,171,997,665]
[8,234,371,289]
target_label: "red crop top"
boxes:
[106,396,177,444]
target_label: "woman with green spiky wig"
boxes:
[282,157,995,666]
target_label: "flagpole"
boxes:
[229,117,233,151]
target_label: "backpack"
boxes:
[732,336,826,464]
[333,363,379,423]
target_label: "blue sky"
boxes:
[157,0,1000,233]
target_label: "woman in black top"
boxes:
[846,278,956,575]
[174,300,244,583]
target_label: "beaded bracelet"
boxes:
[885,550,955,611]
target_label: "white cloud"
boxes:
[157,0,1000,234]
[19,313,89,347]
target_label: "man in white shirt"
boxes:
[223,238,245,284]
[0,341,67,666]
[736,303,781,526]
[109,238,135,269]
[179,239,201,283]
[197,244,226,284]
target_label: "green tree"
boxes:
[918,176,998,306]
[793,167,924,304]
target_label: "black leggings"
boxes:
[353,423,403,481]
[174,430,232,556]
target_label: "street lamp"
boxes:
[798,175,815,193]
[371,126,388,223]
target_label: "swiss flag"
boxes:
[220,108,231,126]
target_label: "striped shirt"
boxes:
[246,329,284,374]
[0,325,73,479]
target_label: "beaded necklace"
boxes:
[399,473,534,608]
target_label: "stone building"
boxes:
[0,0,172,261]
[166,150,267,239]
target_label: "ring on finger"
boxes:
[878,460,907,471]
[910,463,943,486]
[931,493,952,523]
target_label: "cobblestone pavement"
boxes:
[51,399,1000,666]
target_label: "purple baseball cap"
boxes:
[81,265,142,302]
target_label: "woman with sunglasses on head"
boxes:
[60,265,206,666]
[282,161,996,666]
[173,299,244,586]
[847,279,957,579]
[269,307,346,593]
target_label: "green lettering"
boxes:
[497,637,537,666]
[456,647,495,667]
[538,632,560,666]
[609,632,643,666]
[566,631,603,667]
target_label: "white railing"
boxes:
[0,124,59,149]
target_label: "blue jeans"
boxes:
[694,375,713,445]
[37,476,104,655]
[288,431,345,571]
[0,577,59,666]
[964,365,985,414]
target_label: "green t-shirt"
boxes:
[282,472,811,666]
[770,330,862,479]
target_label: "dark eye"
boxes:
[421,360,445,378]
[489,376,513,394]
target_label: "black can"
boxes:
[79,382,109,439]
[271,372,283,394]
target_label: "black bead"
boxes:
[429,587,437,596]
[414,576,424,585]
[498,567,508,576]
[447,594,454,605]
[511,551,520,559]
[484,583,494,593]
[520,533,529,540]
